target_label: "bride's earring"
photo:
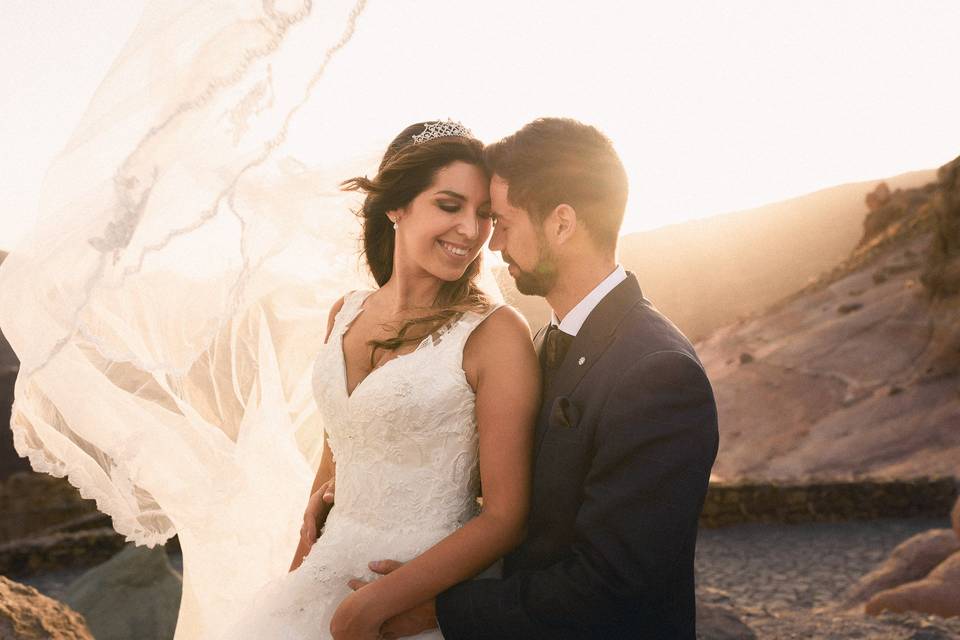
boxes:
[393,219,399,230]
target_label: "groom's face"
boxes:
[488,175,558,297]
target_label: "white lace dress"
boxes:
[218,290,501,639]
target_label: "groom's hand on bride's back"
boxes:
[290,478,336,571]
[347,560,438,639]
[301,478,336,545]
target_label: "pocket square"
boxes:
[549,396,580,429]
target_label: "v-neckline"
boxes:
[338,291,432,400]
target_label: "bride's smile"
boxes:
[437,239,470,259]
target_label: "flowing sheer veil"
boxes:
[0,1,501,636]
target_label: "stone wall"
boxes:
[701,478,958,528]
[3,472,958,575]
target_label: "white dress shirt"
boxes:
[550,265,628,336]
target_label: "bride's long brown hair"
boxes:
[341,122,493,360]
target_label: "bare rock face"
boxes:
[701,234,960,481]
[0,576,93,640]
[841,529,960,609]
[865,550,960,618]
[701,154,960,482]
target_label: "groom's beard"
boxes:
[505,236,558,297]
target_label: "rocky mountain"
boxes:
[701,157,960,481]
[498,170,937,339]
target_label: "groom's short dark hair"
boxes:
[484,118,628,252]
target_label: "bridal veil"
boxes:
[0,1,386,635]
[0,0,519,636]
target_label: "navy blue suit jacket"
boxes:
[436,273,719,639]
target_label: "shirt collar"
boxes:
[550,265,628,336]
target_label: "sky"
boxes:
[2,1,960,251]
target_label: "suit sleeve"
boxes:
[435,350,719,639]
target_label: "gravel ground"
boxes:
[695,518,960,638]
[19,518,960,638]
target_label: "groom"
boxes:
[352,118,718,638]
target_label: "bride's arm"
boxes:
[290,296,345,570]
[309,295,346,504]
[331,305,539,635]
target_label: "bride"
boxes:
[0,4,538,637]
[217,120,540,639]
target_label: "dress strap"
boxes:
[464,302,505,329]
[328,289,374,342]
[435,302,505,351]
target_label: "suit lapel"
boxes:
[533,273,646,460]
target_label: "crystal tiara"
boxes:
[411,119,474,145]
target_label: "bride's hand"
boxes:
[348,561,438,639]
[329,588,382,640]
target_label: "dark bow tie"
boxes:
[541,324,574,374]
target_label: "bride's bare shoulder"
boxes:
[475,304,530,339]
[465,304,535,362]
[463,304,539,396]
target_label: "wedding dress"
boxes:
[219,289,501,639]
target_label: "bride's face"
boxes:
[392,160,493,282]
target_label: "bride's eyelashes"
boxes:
[436,199,462,213]
[434,200,495,222]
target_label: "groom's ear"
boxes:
[549,203,578,245]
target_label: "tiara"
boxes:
[411,119,473,145]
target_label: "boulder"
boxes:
[696,602,756,639]
[0,576,93,640]
[866,182,892,212]
[63,544,182,640]
[865,550,960,618]
[841,528,960,609]
[696,588,756,640]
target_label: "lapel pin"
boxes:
[578,356,586,366]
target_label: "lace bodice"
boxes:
[312,289,497,537]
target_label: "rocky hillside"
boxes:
[499,170,936,338]
[700,156,960,481]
